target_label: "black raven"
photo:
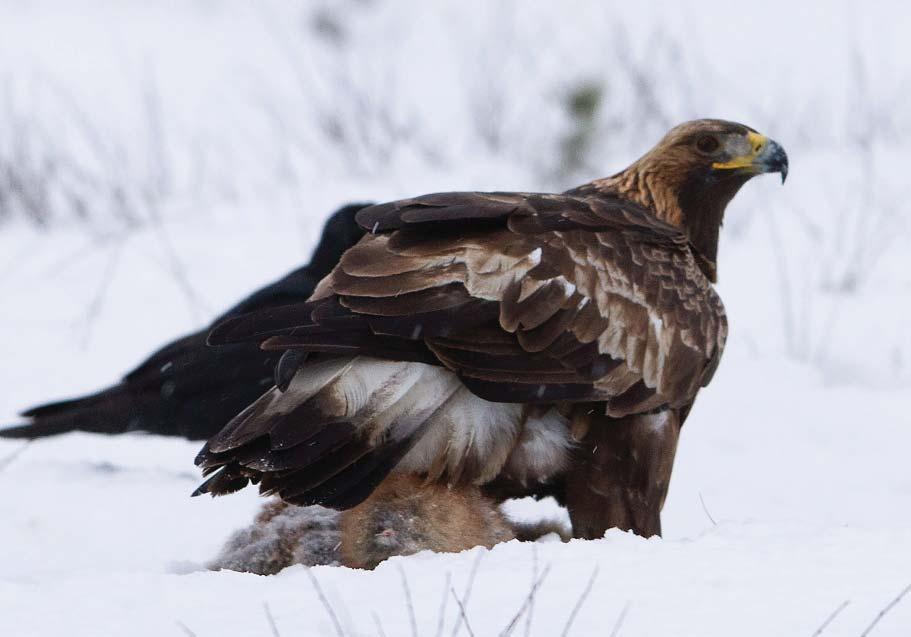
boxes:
[1,203,369,441]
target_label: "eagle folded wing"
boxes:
[269,191,725,413]
[198,191,727,505]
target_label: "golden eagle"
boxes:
[196,120,788,539]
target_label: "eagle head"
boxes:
[603,119,788,281]
[651,119,788,184]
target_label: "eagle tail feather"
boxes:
[194,357,461,510]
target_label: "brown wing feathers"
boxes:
[196,190,725,507]
[354,192,721,400]
[196,357,464,507]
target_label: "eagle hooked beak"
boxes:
[713,132,789,183]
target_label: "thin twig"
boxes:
[500,564,551,636]
[397,564,418,637]
[153,222,209,322]
[561,566,600,637]
[145,196,209,322]
[810,600,849,636]
[609,603,630,637]
[303,567,345,637]
[263,602,281,637]
[175,620,196,637]
[451,551,484,637]
[0,442,30,475]
[435,572,452,637]
[450,588,476,637]
[78,241,124,348]
[859,583,911,637]
[698,492,717,526]
[371,611,386,637]
[525,545,539,637]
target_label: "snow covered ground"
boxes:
[2,1,911,636]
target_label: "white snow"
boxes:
[2,1,911,635]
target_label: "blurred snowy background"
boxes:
[1,1,910,635]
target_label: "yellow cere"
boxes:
[712,131,768,170]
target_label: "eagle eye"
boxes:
[696,135,720,154]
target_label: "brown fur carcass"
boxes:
[210,475,567,573]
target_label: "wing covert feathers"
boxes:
[266,191,724,414]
